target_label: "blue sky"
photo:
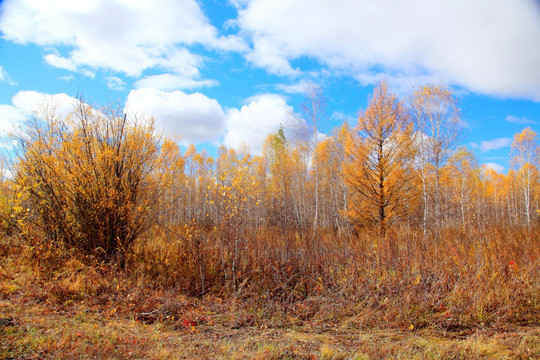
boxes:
[0,0,539,173]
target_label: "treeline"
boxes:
[2,81,539,262]
[161,81,540,237]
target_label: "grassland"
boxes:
[1,228,539,359]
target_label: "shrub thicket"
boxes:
[12,100,183,262]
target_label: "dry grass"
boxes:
[1,298,538,359]
[1,226,539,359]
[127,225,540,330]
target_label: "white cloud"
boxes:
[0,91,79,136]
[0,0,246,78]
[134,74,218,91]
[505,115,538,124]
[125,88,226,143]
[11,91,78,119]
[275,80,311,94]
[224,94,297,155]
[235,0,540,99]
[331,111,356,125]
[0,105,26,135]
[105,76,126,91]
[1,169,14,181]
[59,74,74,82]
[482,162,505,174]
[44,53,78,72]
[354,71,442,99]
[245,38,300,76]
[479,137,512,153]
[0,66,17,86]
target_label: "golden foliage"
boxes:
[344,81,415,235]
[13,100,183,261]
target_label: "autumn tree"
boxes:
[215,144,261,231]
[410,83,462,234]
[263,126,307,232]
[295,84,327,236]
[13,99,183,262]
[447,147,480,229]
[313,127,349,233]
[510,127,540,228]
[481,167,507,225]
[263,127,292,231]
[344,81,415,236]
[214,144,263,289]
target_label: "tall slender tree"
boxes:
[410,84,462,234]
[510,127,539,228]
[295,84,328,237]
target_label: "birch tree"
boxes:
[410,84,462,234]
[295,84,327,236]
[510,127,539,228]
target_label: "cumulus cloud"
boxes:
[0,91,79,136]
[482,162,505,174]
[479,137,512,153]
[0,105,26,135]
[134,74,218,91]
[235,0,540,99]
[126,90,305,152]
[125,88,226,143]
[224,94,298,155]
[0,0,246,78]
[7,91,80,127]
[11,91,78,118]
[505,115,538,124]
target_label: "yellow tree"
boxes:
[263,126,305,232]
[510,127,539,228]
[215,144,261,231]
[214,144,262,289]
[314,125,350,233]
[410,84,462,233]
[344,81,415,236]
[14,99,184,262]
[263,127,292,230]
[447,147,479,229]
[505,169,521,226]
[482,167,506,225]
[181,144,198,224]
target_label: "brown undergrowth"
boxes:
[1,226,539,359]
